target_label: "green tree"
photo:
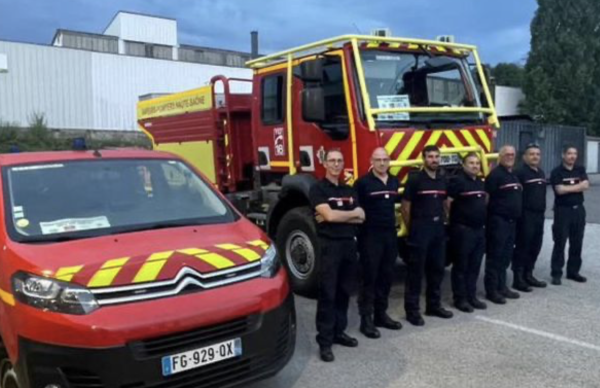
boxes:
[492,63,525,88]
[523,0,600,135]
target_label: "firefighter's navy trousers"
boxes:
[316,237,357,347]
[404,218,446,313]
[485,214,516,296]
[358,227,398,317]
[551,205,586,278]
[450,223,485,302]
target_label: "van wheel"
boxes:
[0,360,19,388]
[276,207,320,298]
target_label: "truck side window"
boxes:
[261,75,285,124]
[322,60,349,125]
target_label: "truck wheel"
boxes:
[276,207,320,298]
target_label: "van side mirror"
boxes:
[300,59,324,83]
[302,87,326,122]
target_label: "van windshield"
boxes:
[3,159,237,243]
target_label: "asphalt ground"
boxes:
[252,175,600,388]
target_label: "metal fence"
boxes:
[496,121,587,173]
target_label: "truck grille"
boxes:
[91,263,262,306]
[130,316,255,358]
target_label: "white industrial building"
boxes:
[0,11,253,133]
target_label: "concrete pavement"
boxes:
[254,222,600,388]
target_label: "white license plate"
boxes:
[161,338,242,376]
[440,154,460,166]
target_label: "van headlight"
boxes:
[12,272,99,315]
[260,245,281,278]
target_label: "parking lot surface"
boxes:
[253,176,600,388]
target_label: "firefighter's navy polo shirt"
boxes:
[309,178,359,239]
[515,164,547,213]
[485,165,522,220]
[550,165,588,208]
[355,170,400,229]
[403,170,447,221]
[448,170,486,228]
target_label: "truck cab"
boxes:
[138,34,499,296]
[0,149,295,388]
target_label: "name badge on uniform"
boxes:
[337,200,343,207]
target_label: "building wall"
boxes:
[495,86,525,117]
[0,40,252,131]
[104,13,178,47]
[587,138,599,174]
[497,121,587,173]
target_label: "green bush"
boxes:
[0,114,150,153]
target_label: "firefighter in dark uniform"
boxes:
[550,145,590,285]
[310,149,365,362]
[513,143,548,291]
[401,145,453,326]
[355,147,403,339]
[484,145,522,304]
[447,152,488,312]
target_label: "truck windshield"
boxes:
[3,159,237,243]
[359,49,483,124]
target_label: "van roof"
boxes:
[0,149,175,166]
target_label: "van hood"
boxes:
[9,218,271,289]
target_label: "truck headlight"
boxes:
[12,272,99,315]
[260,245,281,278]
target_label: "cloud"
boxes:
[0,0,537,64]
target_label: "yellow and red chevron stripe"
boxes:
[52,240,270,289]
[360,42,469,56]
[382,127,492,182]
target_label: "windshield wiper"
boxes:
[22,231,111,244]
[114,220,209,235]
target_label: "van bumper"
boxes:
[16,293,295,388]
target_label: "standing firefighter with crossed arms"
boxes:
[310,149,365,362]
[550,145,589,285]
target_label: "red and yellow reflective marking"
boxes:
[178,248,235,269]
[215,243,261,262]
[384,128,492,178]
[88,257,129,288]
[248,240,269,251]
[133,251,174,283]
[53,240,271,287]
[55,265,84,282]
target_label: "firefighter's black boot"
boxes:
[525,271,547,288]
[360,316,381,339]
[513,271,533,292]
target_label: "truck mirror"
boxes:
[300,60,324,83]
[302,87,326,122]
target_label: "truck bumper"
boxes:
[15,293,295,388]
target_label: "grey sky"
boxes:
[0,0,537,64]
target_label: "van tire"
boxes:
[0,359,19,388]
[276,207,320,298]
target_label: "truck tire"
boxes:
[276,207,320,298]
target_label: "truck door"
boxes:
[296,53,357,183]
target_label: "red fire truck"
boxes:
[138,34,500,295]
